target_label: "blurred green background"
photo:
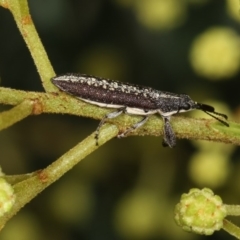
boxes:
[0,0,240,239]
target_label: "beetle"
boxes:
[51,73,229,147]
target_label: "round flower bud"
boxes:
[0,178,15,217]
[174,188,227,235]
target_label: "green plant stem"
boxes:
[0,124,118,228]
[223,219,240,239]
[0,87,239,146]
[225,205,240,216]
[0,100,33,131]
[3,0,55,91]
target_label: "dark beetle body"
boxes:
[51,73,228,147]
[51,74,197,115]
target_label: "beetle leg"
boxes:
[162,117,176,148]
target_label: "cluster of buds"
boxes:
[174,188,227,235]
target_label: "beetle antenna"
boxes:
[203,110,229,127]
[196,103,229,127]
